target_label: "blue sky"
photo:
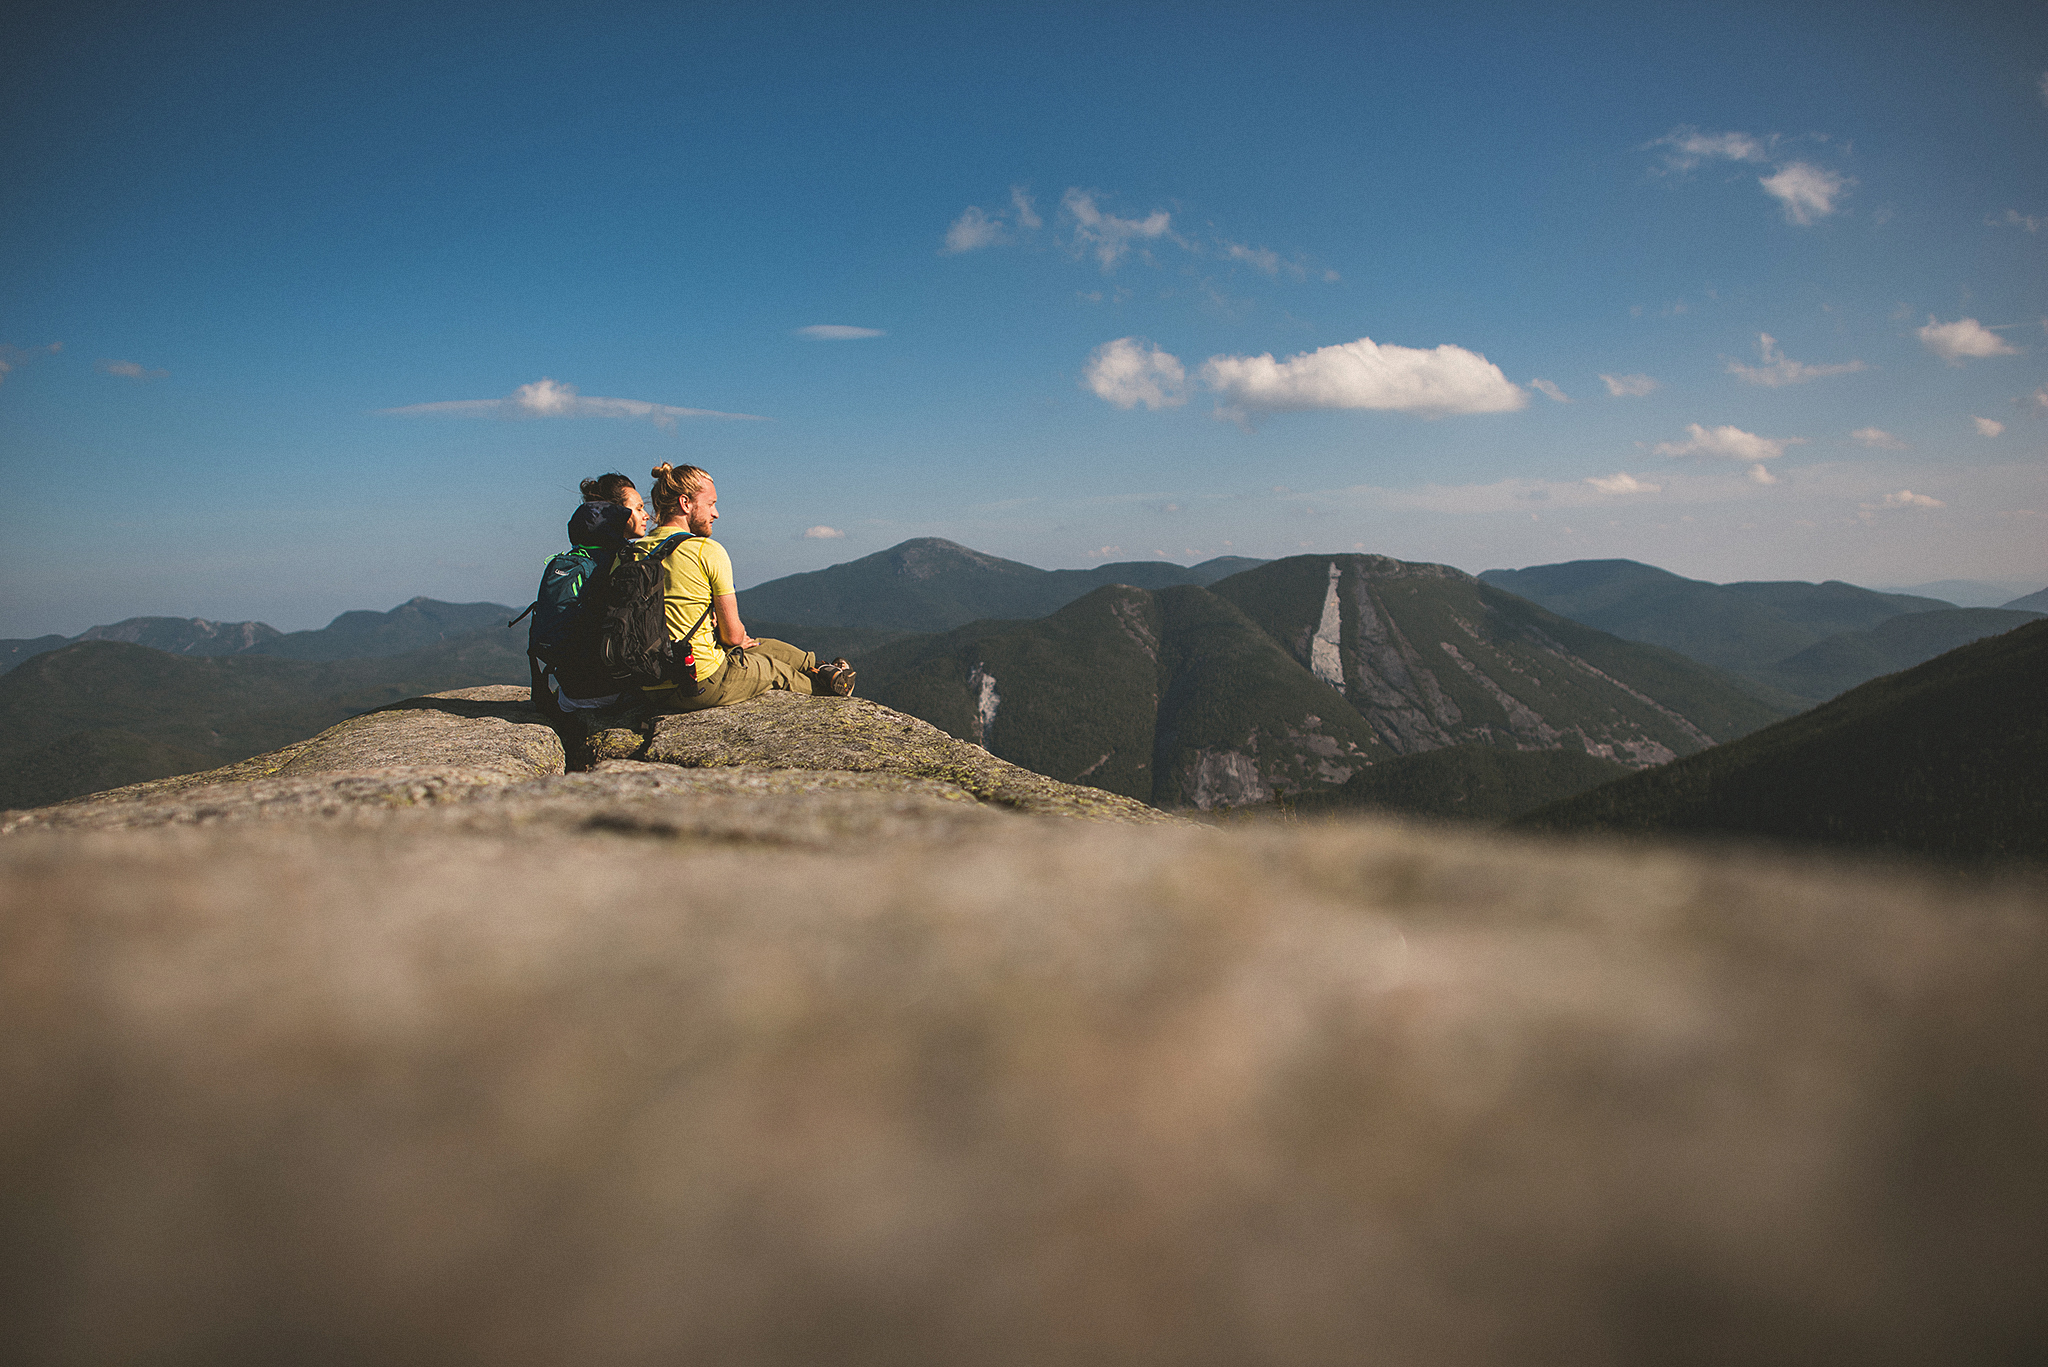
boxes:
[3,0,2044,635]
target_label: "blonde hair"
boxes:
[648,463,712,521]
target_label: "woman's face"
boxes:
[619,488,650,536]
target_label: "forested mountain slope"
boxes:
[1518,618,2048,862]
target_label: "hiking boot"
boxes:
[813,658,857,697]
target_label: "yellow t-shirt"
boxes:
[632,531,734,684]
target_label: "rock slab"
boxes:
[3,685,2046,1365]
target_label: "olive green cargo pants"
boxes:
[646,638,817,713]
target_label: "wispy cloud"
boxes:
[802,525,846,539]
[1063,189,1173,270]
[1989,209,2044,233]
[1974,416,2006,438]
[1649,128,1849,226]
[1200,337,1527,418]
[1726,333,1865,386]
[1648,126,1770,172]
[1868,490,1944,510]
[1585,471,1660,494]
[378,378,764,427]
[1852,426,1906,449]
[0,340,61,383]
[96,358,168,380]
[943,183,1335,286]
[1917,316,2019,364]
[1010,186,1041,231]
[1651,422,1805,485]
[1760,162,1851,226]
[1082,337,1187,410]
[1599,372,1660,398]
[1221,241,1281,275]
[1530,378,1569,403]
[942,205,1006,253]
[794,325,885,340]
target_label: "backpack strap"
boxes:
[681,600,715,642]
[507,602,537,629]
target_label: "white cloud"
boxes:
[1222,241,1281,274]
[1530,378,1569,403]
[1918,316,2018,363]
[1990,209,2044,233]
[1011,186,1042,231]
[1974,416,2006,438]
[794,325,885,340]
[1083,337,1187,410]
[802,525,846,539]
[1063,189,1172,270]
[1652,422,1803,464]
[96,358,168,380]
[379,377,765,427]
[1852,427,1906,449]
[943,205,1005,253]
[1649,127,1769,172]
[1759,162,1850,226]
[1876,490,1944,509]
[943,188,1046,253]
[1599,372,1660,398]
[1585,472,1660,494]
[1652,424,1805,487]
[1726,332,1866,387]
[1199,336,1527,417]
[2035,385,2048,412]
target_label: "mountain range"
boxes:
[1479,559,2042,700]
[0,596,520,673]
[860,554,1786,809]
[8,541,2040,836]
[1519,617,2048,862]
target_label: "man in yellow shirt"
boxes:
[632,462,854,709]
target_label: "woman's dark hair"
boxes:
[580,472,638,504]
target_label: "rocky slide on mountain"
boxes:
[2,688,2045,1364]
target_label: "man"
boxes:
[634,461,854,709]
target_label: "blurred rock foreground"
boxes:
[2,689,2044,1364]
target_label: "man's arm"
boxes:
[712,593,756,650]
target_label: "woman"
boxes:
[633,461,854,710]
[578,472,650,539]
